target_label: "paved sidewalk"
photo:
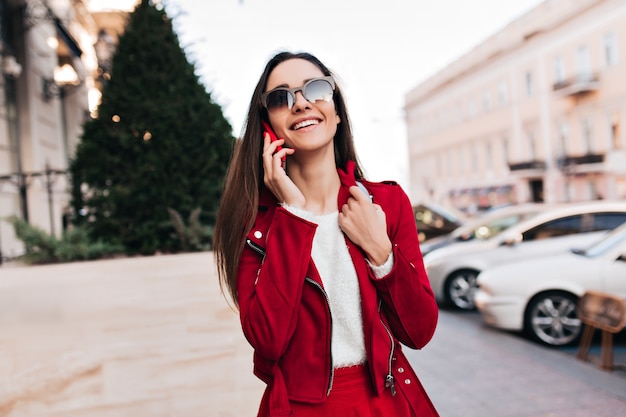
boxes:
[407,311,626,417]
[0,253,264,417]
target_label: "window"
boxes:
[581,118,593,153]
[458,147,465,175]
[498,82,508,106]
[577,46,592,81]
[482,91,491,112]
[486,142,493,173]
[522,212,626,241]
[608,113,621,150]
[471,143,478,173]
[525,71,533,96]
[604,32,618,67]
[468,98,476,118]
[554,56,565,84]
[592,213,626,231]
[558,123,569,156]
[473,214,534,240]
[503,137,509,165]
[527,131,536,160]
[523,215,584,241]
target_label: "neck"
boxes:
[287,152,340,214]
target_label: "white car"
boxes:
[475,223,626,347]
[420,203,547,256]
[423,201,626,310]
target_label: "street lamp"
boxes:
[2,54,22,78]
[42,62,81,101]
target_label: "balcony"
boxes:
[508,160,546,172]
[553,74,599,98]
[557,153,605,174]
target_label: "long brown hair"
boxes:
[213,51,364,308]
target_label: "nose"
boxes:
[291,90,310,112]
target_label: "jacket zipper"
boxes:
[378,300,396,396]
[246,239,266,284]
[246,239,266,258]
[245,240,335,396]
[305,277,335,396]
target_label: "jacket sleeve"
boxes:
[236,207,317,361]
[371,186,438,349]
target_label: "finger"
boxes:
[262,133,273,162]
[275,146,294,161]
[263,132,285,152]
[349,185,370,202]
[262,131,271,151]
[272,146,286,171]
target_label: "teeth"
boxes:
[293,119,319,130]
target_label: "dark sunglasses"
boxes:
[261,76,335,112]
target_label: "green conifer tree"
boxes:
[70,0,234,254]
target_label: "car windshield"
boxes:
[451,211,539,241]
[575,223,626,258]
[422,203,466,224]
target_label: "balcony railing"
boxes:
[553,74,600,98]
[556,153,606,174]
[557,153,605,169]
[508,160,546,171]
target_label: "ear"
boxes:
[336,114,341,124]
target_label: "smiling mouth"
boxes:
[292,119,320,130]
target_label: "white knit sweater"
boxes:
[285,206,394,368]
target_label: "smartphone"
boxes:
[262,121,286,163]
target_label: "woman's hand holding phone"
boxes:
[261,125,304,208]
[262,121,285,162]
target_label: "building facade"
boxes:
[0,0,124,262]
[405,0,626,213]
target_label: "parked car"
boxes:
[420,203,547,256]
[413,203,467,242]
[423,201,626,311]
[475,222,626,347]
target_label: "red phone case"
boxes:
[262,121,285,162]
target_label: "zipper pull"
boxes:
[385,374,397,396]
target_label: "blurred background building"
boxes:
[405,0,626,213]
[0,0,125,262]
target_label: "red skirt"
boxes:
[289,365,415,417]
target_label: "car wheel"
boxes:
[524,291,581,347]
[444,269,479,311]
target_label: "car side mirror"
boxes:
[617,253,626,262]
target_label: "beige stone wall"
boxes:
[0,252,264,417]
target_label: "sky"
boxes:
[89,0,545,189]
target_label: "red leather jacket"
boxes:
[237,161,439,417]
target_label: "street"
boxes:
[408,309,626,417]
[1,252,625,416]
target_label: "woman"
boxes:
[213,51,439,417]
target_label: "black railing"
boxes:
[0,165,68,235]
[508,160,546,171]
[557,153,605,168]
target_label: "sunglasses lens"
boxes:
[263,78,334,112]
[304,79,334,103]
[265,90,293,112]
